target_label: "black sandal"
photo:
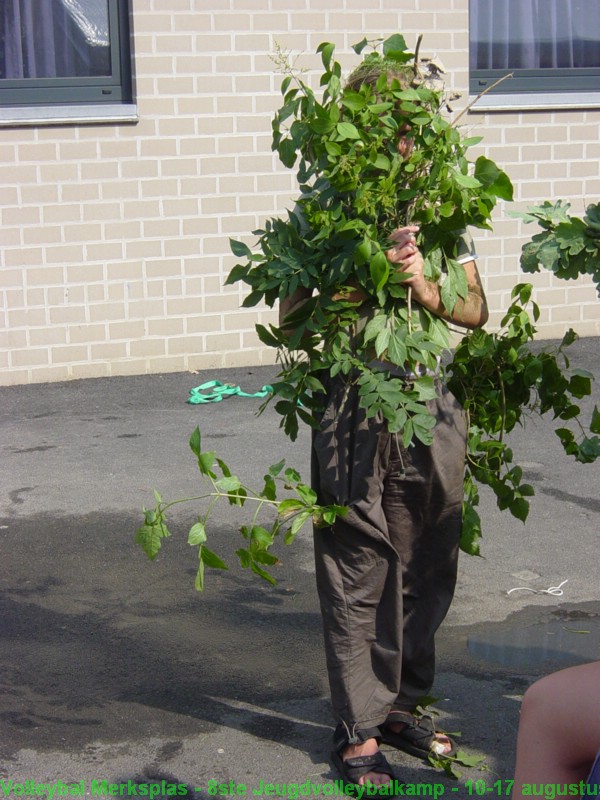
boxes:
[380,711,456,760]
[331,741,398,798]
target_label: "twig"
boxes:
[452,72,514,127]
[413,34,424,79]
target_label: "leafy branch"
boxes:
[227,34,512,445]
[448,283,600,554]
[511,200,600,295]
[135,427,346,590]
[224,35,599,555]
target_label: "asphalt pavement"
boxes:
[1,336,599,797]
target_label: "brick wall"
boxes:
[1,0,599,385]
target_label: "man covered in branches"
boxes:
[276,50,489,791]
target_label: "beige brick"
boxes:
[66,264,105,284]
[28,327,67,346]
[109,320,146,340]
[204,332,242,352]
[519,181,553,201]
[86,283,107,304]
[26,289,46,306]
[234,33,272,50]
[161,196,200,217]
[68,324,107,344]
[569,124,600,142]
[59,223,102,243]
[127,299,165,318]
[26,267,64,286]
[177,175,217,195]
[159,158,200,177]
[7,305,46,328]
[551,305,584,323]
[140,178,180,198]
[45,244,84,264]
[106,283,126,302]
[221,214,259,234]
[84,243,125,264]
[11,347,50,367]
[164,296,201,317]
[83,202,121,222]
[118,159,158,180]
[129,338,168,357]
[60,182,100,203]
[90,342,128,360]
[0,165,38,185]
[166,335,205,355]
[101,180,141,201]
[164,237,201,257]
[0,269,26,288]
[218,175,256,195]
[48,304,92,325]
[69,362,111,380]
[0,328,23,349]
[185,314,222,334]
[22,225,62,246]
[201,196,238,215]
[553,180,591,197]
[42,204,83,224]
[182,210,221,235]
[88,303,127,323]
[138,138,178,159]
[103,220,142,241]
[147,318,185,336]
[58,141,100,161]
[125,239,163,259]
[99,139,138,159]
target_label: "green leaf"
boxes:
[135,520,169,561]
[590,405,600,435]
[473,156,514,201]
[195,557,205,591]
[200,546,229,570]
[215,475,243,493]
[198,450,217,476]
[269,459,286,476]
[374,326,391,358]
[188,521,207,545]
[451,169,481,189]
[341,91,367,112]
[250,525,274,549]
[370,250,390,292]
[363,313,387,343]
[229,238,252,258]
[317,41,335,70]
[351,37,369,55]
[382,33,413,63]
[189,426,201,457]
[250,562,277,586]
[336,121,361,140]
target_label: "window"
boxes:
[469,0,600,107]
[0,0,135,124]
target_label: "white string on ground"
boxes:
[506,579,568,597]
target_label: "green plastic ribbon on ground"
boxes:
[188,380,273,405]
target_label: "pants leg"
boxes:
[385,384,467,711]
[312,377,466,737]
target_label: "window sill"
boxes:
[468,92,600,112]
[0,103,138,127]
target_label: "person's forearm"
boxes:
[411,279,489,329]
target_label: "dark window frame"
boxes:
[469,0,600,98]
[0,0,132,108]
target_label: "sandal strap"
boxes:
[340,751,392,783]
[386,711,435,732]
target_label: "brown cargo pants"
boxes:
[311,375,467,744]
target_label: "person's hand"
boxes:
[385,225,426,295]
